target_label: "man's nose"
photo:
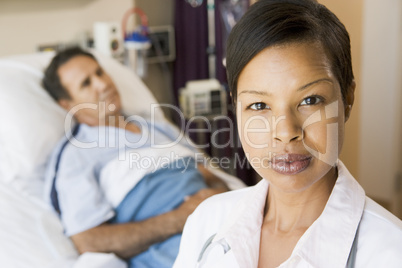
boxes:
[92,76,107,92]
[272,111,303,144]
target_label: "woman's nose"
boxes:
[272,112,303,144]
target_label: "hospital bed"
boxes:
[0,51,245,268]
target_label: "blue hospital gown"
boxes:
[44,119,207,268]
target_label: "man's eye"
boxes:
[300,96,323,106]
[81,78,90,88]
[96,68,104,76]
[248,102,269,110]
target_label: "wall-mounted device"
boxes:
[179,79,227,119]
[93,22,124,60]
[147,25,175,64]
[122,7,151,78]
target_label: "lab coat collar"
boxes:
[214,178,268,267]
[212,160,365,268]
[293,160,365,267]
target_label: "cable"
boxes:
[121,7,149,39]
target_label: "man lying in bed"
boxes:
[42,47,229,268]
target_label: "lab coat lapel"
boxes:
[208,161,364,268]
[214,179,269,267]
[200,249,240,268]
[295,160,366,267]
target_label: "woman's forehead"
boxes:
[237,42,336,95]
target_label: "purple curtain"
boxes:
[173,1,209,100]
[173,0,232,90]
[214,0,228,83]
[173,0,256,185]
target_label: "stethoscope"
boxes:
[197,234,231,267]
[196,225,360,268]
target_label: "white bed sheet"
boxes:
[0,181,127,268]
[0,180,78,268]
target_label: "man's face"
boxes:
[58,55,121,126]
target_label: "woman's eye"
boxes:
[248,102,270,111]
[300,96,323,106]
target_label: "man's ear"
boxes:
[344,80,356,122]
[58,99,71,111]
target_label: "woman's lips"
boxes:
[270,154,312,175]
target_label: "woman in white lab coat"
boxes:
[173,0,402,267]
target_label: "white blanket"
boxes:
[100,146,195,208]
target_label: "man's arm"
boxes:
[70,188,217,259]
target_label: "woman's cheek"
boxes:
[303,122,327,154]
[239,115,272,151]
[303,119,340,166]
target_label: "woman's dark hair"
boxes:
[226,0,354,105]
[42,47,97,101]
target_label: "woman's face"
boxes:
[236,42,352,193]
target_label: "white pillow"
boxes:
[0,51,164,197]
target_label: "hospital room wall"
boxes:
[0,0,133,57]
[317,0,363,181]
[358,0,402,217]
[133,0,177,120]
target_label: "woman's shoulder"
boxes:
[362,197,402,231]
[356,197,402,266]
[186,186,254,231]
[360,197,402,240]
[184,182,264,238]
[196,185,254,214]
[208,185,252,200]
[193,179,269,221]
[174,186,255,267]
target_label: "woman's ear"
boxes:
[344,80,356,122]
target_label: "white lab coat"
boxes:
[173,160,402,267]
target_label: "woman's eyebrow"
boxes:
[238,78,333,96]
[297,78,333,91]
[238,90,270,96]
